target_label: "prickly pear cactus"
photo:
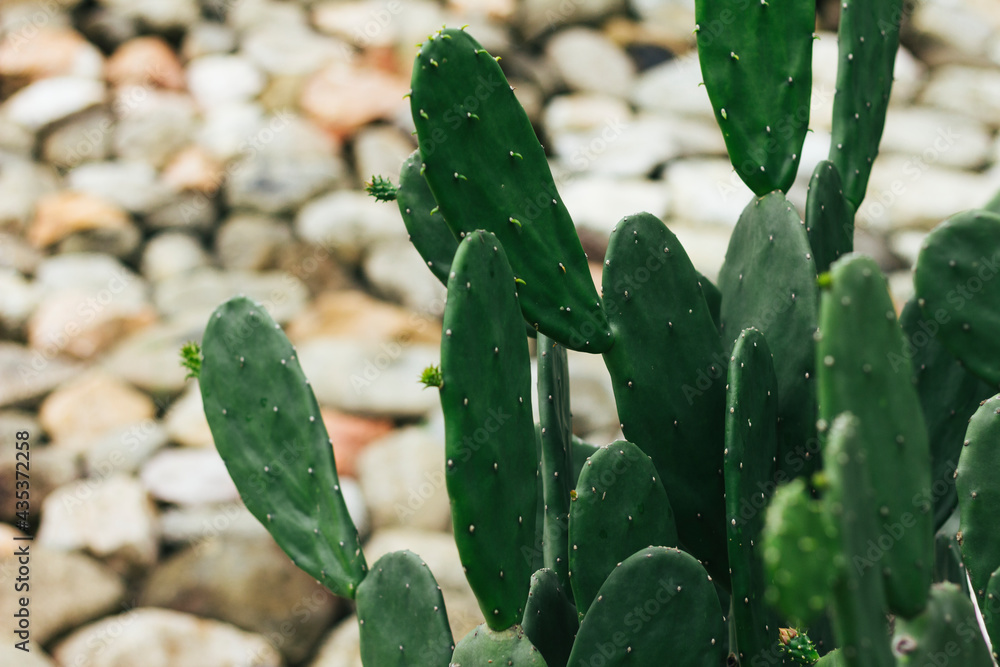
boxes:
[200,297,366,598]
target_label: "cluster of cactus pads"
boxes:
[190,3,1000,665]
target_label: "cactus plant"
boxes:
[189,14,1000,667]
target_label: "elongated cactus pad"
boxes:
[522,569,578,667]
[568,440,679,615]
[537,334,573,592]
[805,160,854,275]
[898,299,996,529]
[763,478,838,626]
[933,512,968,594]
[724,328,781,663]
[986,567,1000,661]
[818,254,933,618]
[397,150,458,285]
[694,0,814,195]
[823,413,895,667]
[913,210,1000,386]
[411,28,611,353]
[440,230,537,630]
[892,583,994,666]
[567,546,727,666]
[601,212,728,585]
[957,394,1000,606]
[200,297,366,598]
[829,0,904,210]
[356,550,454,666]
[450,625,547,666]
[719,192,819,480]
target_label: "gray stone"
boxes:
[858,155,1000,231]
[226,115,347,214]
[37,474,159,575]
[96,0,200,31]
[182,21,238,60]
[66,160,171,214]
[2,76,105,131]
[216,214,292,271]
[0,547,125,645]
[911,0,996,65]
[363,239,447,315]
[158,502,269,546]
[140,536,339,664]
[340,476,369,538]
[229,0,309,32]
[0,117,34,156]
[242,25,349,77]
[162,381,214,448]
[889,230,930,268]
[921,65,1000,128]
[187,55,266,108]
[0,644,56,666]
[546,27,635,97]
[196,103,266,161]
[153,268,309,324]
[146,191,220,231]
[142,232,211,283]
[0,232,43,275]
[517,0,626,39]
[52,608,284,667]
[296,337,441,418]
[880,107,993,170]
[0,268,39,334]
[0,342,82,408]
[664,158,755,228]
[0,155,59,230]
[561,175,671,236]
[352,124,416,186]
[296,190,406,265]
[669,223,733,282]
[357,427,450,532]
[85,420,168,477]
[0,444,81,525]
[112,90,198,168]
[100,314,206,395]
[141,448,240,506]
[42,107,114,169]
[632,55,714,120]
[308,619,362,667]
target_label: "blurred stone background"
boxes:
[0,0,998,665]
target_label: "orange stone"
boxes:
[105,36,186,90]
[162,145,224,193]
[300,61,408,137]
[0,27,103,85]
[286,290,440,345]
[28,191,132,248]
[321,408,394,478]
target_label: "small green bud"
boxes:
[180,341,202,380]
[419,364,443,388]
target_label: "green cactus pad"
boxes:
[805,161,854,275]
[411,28,611,353]
[933,512,968,594]
[718,192,820,480]
[823,413,895,667]
[450,624,548,666]
[397,150,459,286]
[356,550,455,666]
[892,583,994,666]
[200,297,366,598]
[913,210,1000,386]
[763,478,839,627]
[724,328,781,663]
[698,270,722,330]
[568,440,679,616]
[570,436,598,486]
[957,394,1000,606]
[898,299,996,529]
[815,649,845,666]
[521,569,578,667]
[440,231,538,630]
[828,0,904,210]
[601,212,728,585]
[985,567,1000,660]
[567,546,727,666]
[818,254,933,619]
[537,334,573,592]
[694,0,814,195]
